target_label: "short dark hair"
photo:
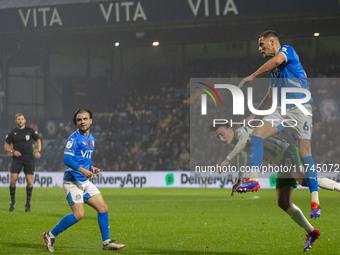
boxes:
[209,123,231,132]
[259,30,279,39]
[15,113,24,119]
[73,109,93,125]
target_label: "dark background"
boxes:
[0,0,339,172]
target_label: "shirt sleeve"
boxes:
[63,138,80,170]
[89,137,94,168]
[64,154,81,171]
[226,128,248,161]
[278,45,291,64]
[31,129,40,141]
[5,132,13,144]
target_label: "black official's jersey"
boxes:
[5,127,40,161]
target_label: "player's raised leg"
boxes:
[289,150,339,192]
[318,177,340,191]
[86,193,125,250]
[294,171,340,192]
[237,121,277,193]
[299,139,320,218]
[250,121,278,170]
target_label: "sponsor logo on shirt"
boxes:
[81,150,93,158]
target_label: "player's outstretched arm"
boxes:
[231,179,242,196]
[238,76,254,88]
[220,159,230,167]
[252,52,285,77]
[238,53,286,88]
[225,138,248,163]
[218,159,230,175]
[244,86,273,125]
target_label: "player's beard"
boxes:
[17,123,25,129]
[78,125,90,134]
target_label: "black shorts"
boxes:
[11,159,35,175]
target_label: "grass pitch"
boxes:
[0,187,339,255]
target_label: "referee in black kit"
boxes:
[4,113,42,212]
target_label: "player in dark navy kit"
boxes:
[43,109,124,252]
[238,30,320,252]
[4,113,41,212]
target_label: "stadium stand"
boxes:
[0,1,338,172]
[22,52,338,172]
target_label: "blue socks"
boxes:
[249,136,264,170]
[51,213,78,237]
[302,156,318,193]
[50,211,111,240]
[98,212,110,241]
[250,136,318,194]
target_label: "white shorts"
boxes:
[63,180,100,206]
[263,104,313,140]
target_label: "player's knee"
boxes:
[93,201,108,213]
[251,129,260,137]
[298,148,307,158]
[298,144,312,158]
[277,199,290,211]
[298,178,307,187]
[100,203,108,213]
[10,178,18,186]
[10,177,17,186]
[73,211,84,220]
[251,129,267,138]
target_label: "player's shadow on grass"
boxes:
[145,249,250,255]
